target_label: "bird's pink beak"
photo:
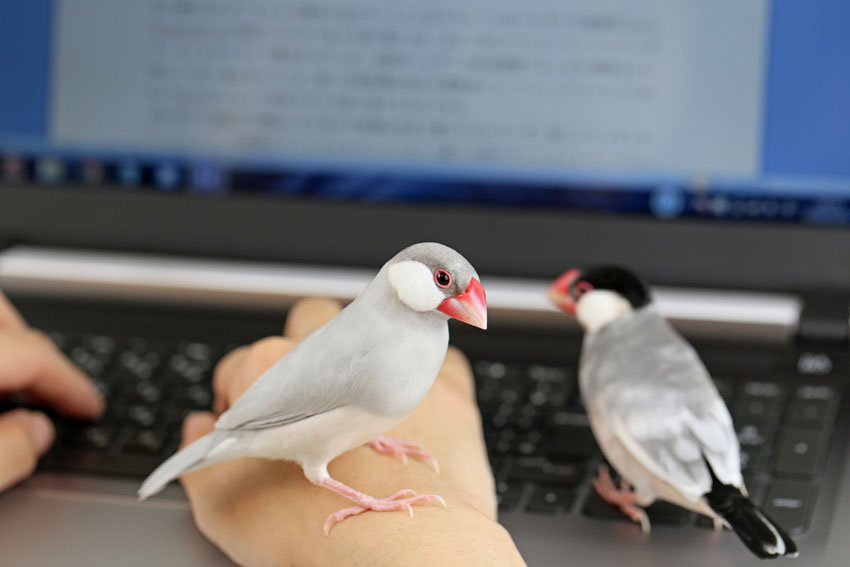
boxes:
[547,269,580,316]
[438,278,487,330]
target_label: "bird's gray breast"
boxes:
[579,307,714,405]
[355,313,449,418]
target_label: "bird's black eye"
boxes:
[434,269,451,288]
[572,280,594,299]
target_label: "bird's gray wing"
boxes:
[214,314,376,431]
[583,308,742,499]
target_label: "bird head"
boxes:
[387,242,487,329]
[547,265,651,332]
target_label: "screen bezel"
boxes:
[1,184,847,294]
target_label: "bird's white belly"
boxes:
[586,404,717,518]
[216,406,401,480]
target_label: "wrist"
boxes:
[317,502,526,567]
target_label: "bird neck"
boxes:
[576,290,633,334]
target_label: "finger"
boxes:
[178,412,228,506]
[212,346,249,414]
[0,409,55,492]
[0,292,27,330]
[284,298,342,341]
[212,337,294,411]
[436,346,476,401]
[180,412,216,448]
[0,330,104,418]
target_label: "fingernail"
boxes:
[9,409,55,455]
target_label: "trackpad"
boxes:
[0,487,232,566]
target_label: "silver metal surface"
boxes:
[0,246,801,341]
[0,476,231,567]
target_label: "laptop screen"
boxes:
[2,1,849,227]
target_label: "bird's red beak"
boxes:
[438,278,487,330]
[547,269,580,315]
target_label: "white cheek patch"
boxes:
[387,261,446,312]
[576,290,632,333]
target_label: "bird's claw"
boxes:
[368,436,440,473]
[593,464,652,534]
[322,491,447,536]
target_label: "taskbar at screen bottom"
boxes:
[2,152,849,227]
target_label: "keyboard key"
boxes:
[739,446,766,474]
[526,364,570,383]
[545,426,597,461]
[47,331,72,351]
[165,353,211,384]
[515,430,542,456]
[90,377,112,398]
[475,360,520,381]
[763,479,817,533]
[474,361,525,405]
[70,345,108,377]
[116,351,160,381]
[81,334,116,357]
[695,514,726,530]
[712,378,735,404]
[490,403,539,431]
[735,422,775,448]
[796,352,834,376]
[733,381,785,423]
[742,381,785,399]
[125,404,159,428]
[507,456,584,486]
[497,482,522,511]
[645,501,692,526]
[132,380,164,403]
[547,410,589,429]
[787,385,839,427]
[122,429,168,455]
[66,423,115,451]
[489,428,518,455]
[774,428,830,477]
[163,404,196,428]
[526,485,574,515]
[583,491,630,522]
[183,384,213,409]
[179,341,217,363]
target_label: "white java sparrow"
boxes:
[138,242,487,534]
[548,266,797,560]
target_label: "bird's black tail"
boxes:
[704,460,798,559]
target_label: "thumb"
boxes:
[0,410,55,492]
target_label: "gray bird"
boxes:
[138,242,487,534]
[548,266,797,559]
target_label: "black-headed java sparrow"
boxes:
[548,265,797,560]
[139,242,487,534]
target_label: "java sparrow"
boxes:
[548,266,797,559]
[138,242,487,534]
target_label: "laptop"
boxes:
[1,1,849,565]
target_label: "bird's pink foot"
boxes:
[368,435,440,472]
[592,465,651,534]
[321,484,447,535]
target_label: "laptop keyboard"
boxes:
[17,329,843,535]
[474,351,843,535]
[30,332,228,478]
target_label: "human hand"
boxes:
[180,298,526,567]
[0,292,104,492]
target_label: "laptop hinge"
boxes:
[795,292,850,346]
